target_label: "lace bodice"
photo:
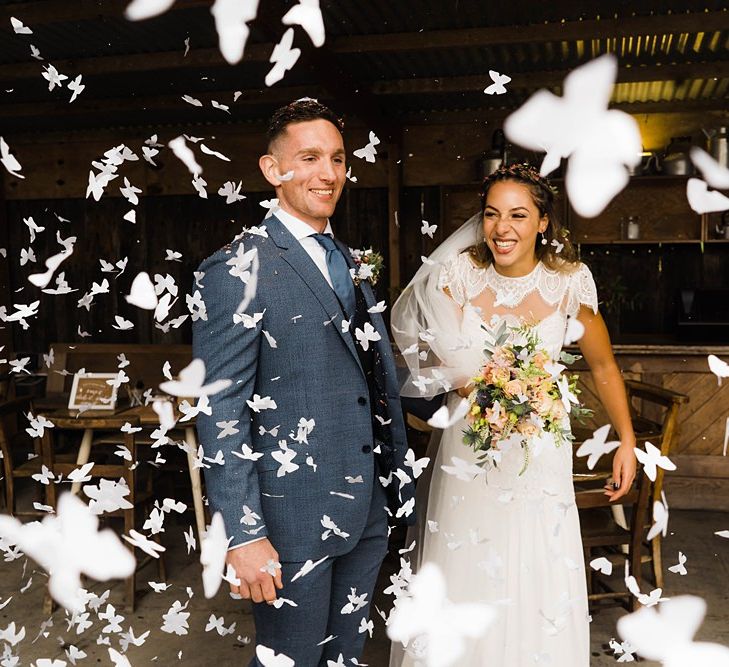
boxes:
[435,254,600,499]
[438,253,598,318]
[436,253,598,374]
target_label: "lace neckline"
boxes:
[483,261,546,308]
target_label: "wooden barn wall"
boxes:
[3,188,390,358]
[574,352,729,508]
[5,110,729,201]
[3,108,729,358]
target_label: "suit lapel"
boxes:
[267,217,364,375]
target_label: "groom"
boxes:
[193,99,414,665]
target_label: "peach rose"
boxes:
[490,367,511,386]
[485,405,508,431]
[491,347,516,368]
[550,400,567,421]
[535,393,555,416]
[532,351,549,369]
[516,421,539,438]
[503,379,527,398]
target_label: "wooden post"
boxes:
[387,140,402,294]
[0,169,13,369]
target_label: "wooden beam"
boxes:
[374,61,729,95]
[0,169,13,358]
[612,98,729,114]
[0,45,274,81]
[387,140,402,292]
[0,86,324,120]
[0,0,209,25]
[3,3,726,47]
[331,10,729,54]
[4,57,726,125]
[4,10,726,83]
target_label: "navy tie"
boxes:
[311,233,357,319]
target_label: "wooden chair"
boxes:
[0,396,79,517]
[40,414,165,610]
[573,379,688,608]
[623,379,688,589]
[577,465,652,611]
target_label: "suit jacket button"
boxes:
[357,396,367,405]
[361,445,371,453]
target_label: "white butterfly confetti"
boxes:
[282,0,325,47]
[271,447,299,477]
[387,562,496,667]
[504,54,641,218]
[668,551,687,576]
[617,595,729,666]
[421,220,437,237]
[218,180,246,203]
[708,354,729,385]
[484,70,511,95]
[0,493,135,612]
[427,399,469,430]
[210,0,260,65]
[354,322,381,351]
[256,645,295,667]
[125,0,176,20]
[353,131,380,163]
[11,16,33,34]
[159,358,232,397]
[589,556,612,575]
[634,441,676,482]
[0,137,24,179]
[686,178,729,214]
[575,424,620,470]
[265,28,301,87]
[168,135,202,175]
[200,512,230,598]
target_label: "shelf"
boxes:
[626,175,693,182]
[704,239,729,243]
[574,238,704,245]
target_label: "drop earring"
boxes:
[540,231,548,245]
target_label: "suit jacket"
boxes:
[192,215,414,561]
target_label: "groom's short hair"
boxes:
[267,99,344,151]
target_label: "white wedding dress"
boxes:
[392,253,598,667]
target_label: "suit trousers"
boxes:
[249,476,389,666]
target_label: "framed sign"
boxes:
[68,372,119,410]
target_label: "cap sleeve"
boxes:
[566,262,598,317]
[437,253,472,307]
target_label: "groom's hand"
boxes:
[227,539,284,604]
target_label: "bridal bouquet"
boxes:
[463,321,591,473]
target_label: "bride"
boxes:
[389,164,637,666]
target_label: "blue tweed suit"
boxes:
[193,215,414,665]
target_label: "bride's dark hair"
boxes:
[466,163,578,272]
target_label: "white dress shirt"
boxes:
[228,209,335,551]
[275,208,335,288]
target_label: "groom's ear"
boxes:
[259,154,282,187]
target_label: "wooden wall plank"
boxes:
[575,363,729,458]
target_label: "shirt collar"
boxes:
[275,207,333,240]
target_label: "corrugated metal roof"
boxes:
[0,0,727,133]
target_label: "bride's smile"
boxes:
[482,180,548,277]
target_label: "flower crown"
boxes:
[482,162,558,197]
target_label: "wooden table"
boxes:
[36,403,207,541]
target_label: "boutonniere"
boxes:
[349,247,384,286]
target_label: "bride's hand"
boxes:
[456,386,471,399]
[604,441,637,502]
